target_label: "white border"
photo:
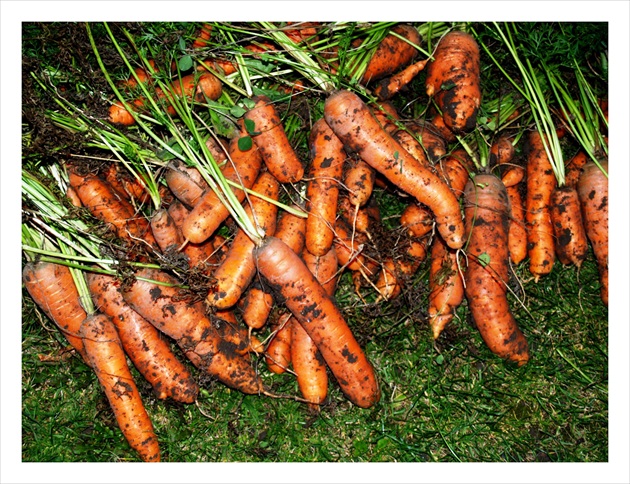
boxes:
[3,2,629,483]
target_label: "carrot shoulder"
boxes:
[324,90,464,249]
[80,313,161,462]
[254,236,380,408]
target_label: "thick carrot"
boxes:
[305,118,346,256]
[164,159,210,209]
[265,313,293,374]
[506,184,528,266]
[79,313,160,462]
[550,186,589,267]
[87,272,199,403]
[150,208,185,253]
[241,208,306,330]
[182,132,262,244]
[428,234,464,339]
[343,155,376,208]
[122,267,264,394]
[337,195,374,235]
[463,174,530,365]
[425,31,481,134]
[577,160,608,305]
[361,24,421,84]
[325,90,464,249]
[243,95,304,183]
[207,171,279,309]
[525,131,557,280]
[103,163,150,205]
[254,236,380,408]
[22,262,90,364]
[68,169,157,250]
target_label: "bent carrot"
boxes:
[577,160,608,305]
[23,262,90,364]
[525,131,557,280]
[79,313,160,462]
[463,174,530,366]
[305,118,346,256]
[361,24,421,84]
[425,31,481,134]
[243,95,304,183]
[324,90,464,249]
[87,272,199,403]
[207,171,279,309]
[374,58,428,101]
[254,236,380,408]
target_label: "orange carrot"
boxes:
[87,272,199,403]
[371,100,400,134]
[164,159,210,209]
[489,136,516,167]
[22,262,90,364]
[577,160,608,305]
[122,267,264,394]
[361,24,421,84]
[324,90,465,249]
[430,111,457,143]
[428,234,464,339]
[150,208,185,253]
[399,203,434,238]
[550,186,589,267]
[254,236,380,408]
[192,23,213,49]
[333,217,378,277]
[243,95,304,183]
[80,313,161,462]
[375,233,428,301]
[265,313,293,374]
[435,149,472,199]
[524,131,557,280]
[182,131,262,244]
[506,184,528,266]
[564,150,589,189]
[425,31,481,134]
[207,171,279,309]
[343,155,376,208]
[374,58,428,100]
[463,174,530,365]
[305,118,346,256]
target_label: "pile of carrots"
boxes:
[23,23,608,462]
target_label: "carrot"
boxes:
[305,118,346,257]
[463,174,530,365]
[435,149,472,199]
[207,171,279,309]
[79,313,160,462]
[399,203,434,238]
[374,58,428,101]
[192,23,213,49]
[371,100,400,134]
[253,236,380,408]
[425,31,481,134]
[109,72,222,126]
[324,90,465,250]
[243,95,304,183]
[87,272,199,403]
[122,267,264,394]
[506,184,528,265]
[241,208,306,330]
[550,186,589,267]
[333,217,378,277]
[577,160,608,305]
[524,131,557,280]
[265,313,293,374]
[164,159,210,209]
[430,112,457,144]
[103,163,150,205]
[489,136,516,167]
[182,131,262,244]
[564,150,589,189]
[22,262,90,364]
[337,195,374,235]
[150,208,185,253]
[118,60,156,90]
[428,234,464,339]
[65,185,83,208]
[67,168,157,251]
[361,24,421,84]
[301,245,339,299]
[343,155,376,208]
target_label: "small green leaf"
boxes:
[243,118,259,135]
[178,55,193,71]
[435,354,444,365]
[238,136,253,151]
[178,36,186,51]
[478,252,491,267]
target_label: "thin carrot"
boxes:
[207,171,279,310]
[506,184,528,266]
[243,95,305,183]
[425,30,481,134]
[374,58,428,101]
[192,23,213,49]
[79,313,160,462]
[23,262,90,364]
[265,313,293,374]
[87,272,199,403]
[324,90,465,249]
[524,131,557,281]
[577,160,608,305]
[254,236,380,408]
[305,118,346,257]
[463,174,530,365]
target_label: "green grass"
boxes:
[15,19,622,476]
